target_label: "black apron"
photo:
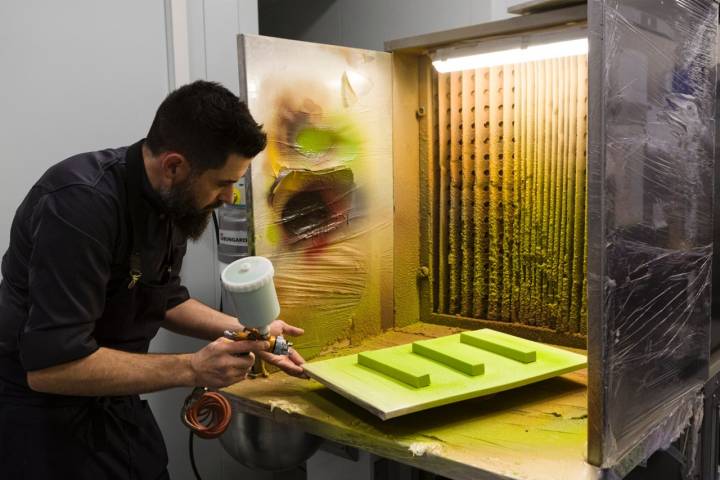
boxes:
[0,144,179,479]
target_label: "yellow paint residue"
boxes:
[269,399,304,415]
[435,55,589,334]
[245,35,393,364]
[408,442,443,457]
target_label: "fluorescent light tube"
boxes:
[432,38,588,73]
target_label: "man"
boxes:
[0,80,306,479]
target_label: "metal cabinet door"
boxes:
[587,0,718,473]
[236,34,394,355]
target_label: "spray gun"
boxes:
[220,255,291,355]
[222,328,291,356]
[182,257,289,450]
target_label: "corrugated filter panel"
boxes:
[434,55,588,334]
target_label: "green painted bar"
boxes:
[357,351,431,388]
[460,329,537,363]
[412,340,485,376]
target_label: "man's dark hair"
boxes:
[146,80,267,172]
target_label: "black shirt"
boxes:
[0,140,190,399]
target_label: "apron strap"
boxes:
[125,142,148,289]
[124,141,176,289]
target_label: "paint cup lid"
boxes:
[221,256,275,293]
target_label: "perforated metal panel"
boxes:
[433,56,588,335]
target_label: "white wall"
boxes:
[0,0,169,269]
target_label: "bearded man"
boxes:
[0,80,305,479]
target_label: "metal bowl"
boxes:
[220,401,323,471]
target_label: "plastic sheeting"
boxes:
[238,35,394,357]
[587,0,717,472]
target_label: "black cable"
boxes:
[211,210,220,243]
[189,431,203,480]
[212,209,223,312]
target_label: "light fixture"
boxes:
[432,37,588,73]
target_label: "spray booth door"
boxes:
[587,0,717,471]
[236,34,394,358]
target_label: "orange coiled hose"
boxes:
[183,390,232,439]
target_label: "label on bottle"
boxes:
[219,229,248,247]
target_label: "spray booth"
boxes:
[216,1,720,478]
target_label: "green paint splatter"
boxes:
[295,126,336,156]
[266,224,281,245]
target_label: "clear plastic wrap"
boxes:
[238,35,394,357]
[587,0,717,472]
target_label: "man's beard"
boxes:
[160,177,221,241]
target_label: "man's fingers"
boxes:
[258,351,306,378]
[271,319,304,337]
[282,324,304,337]
[223,339,270,355]
[286,350,309,378]
[275,358,305,377]
[227,351,255,369]
[288,348,305,366]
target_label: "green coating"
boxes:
[438,73,449,313]
[558,57,569,332]
[472,67,490,319]
[526,61,538,324]
[556,59,576,331]
[412,339,485,376]
[570,56,588,334]
[561,57,574,332]
[547,57,561,330]
[487,66,501,319]
[551,57,563,332]
[448,71,462,314]
[540,59,553,327]
[294,126,335,156]
[434,56,589,337]
[519,61,532,322]
[223,324,591,480]
[511,62,523,323]
[357,351,431,388]
[460,70,475,317]
[580,214,588,335]
[555,57,569,332]
[461,329,537,363]
[304,328,586,419]
[580,51,589,332]
[501,64,514,321]
[564,58,579,333]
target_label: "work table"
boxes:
[223,323,598,480]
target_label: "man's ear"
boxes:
[159,152,191,183]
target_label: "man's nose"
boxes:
[218,185,234,205]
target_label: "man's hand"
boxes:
[268,319,304,338]
[190,338,269,387]
[262,319,308,378]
